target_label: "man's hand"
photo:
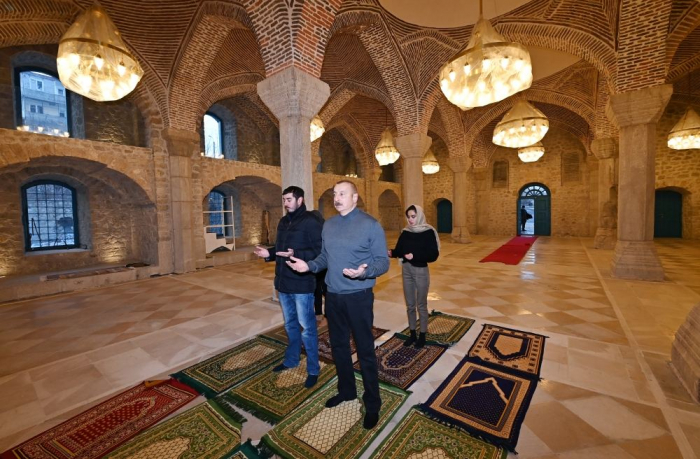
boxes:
[286,256,310,273]
[404,253,413,260]
[387,249,392,257]
[343,263,367,278]
[276,248,294,257]
[253,245,270,258]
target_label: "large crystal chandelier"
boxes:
[57,3,143,102]
[422,148,440,174]
[667,107,700,150]
[493,99,549,148]
[518,142,545,162]
[310,115,325,142]
[439,1,532,110]
[375,128,400,166]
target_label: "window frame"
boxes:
[203,112,224,158]
[14,66,73,136]
[21,179,81,252]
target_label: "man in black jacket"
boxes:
[254,186,323,387]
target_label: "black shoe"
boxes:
[403,330,417,347]
[272,363,290,372]
[363,411,379,429]
[304,374,318,388]
[325,393,356,408]
[415,332,426,349]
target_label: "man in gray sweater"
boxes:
[287,180,389,429]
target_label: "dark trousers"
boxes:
[326,289,381,413]
[314,270,327,315]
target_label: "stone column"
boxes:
[591,138,618,249]
[671,302,700,403]
[365,167,382,218]
[606,84,673,281]
[311,138,322,173]
[257,67,330,209]
[395,133,431,208]
[163,128,199,274]
[449,156,473,243]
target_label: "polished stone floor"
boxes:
[1,235,699,458]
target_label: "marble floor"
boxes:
[0,235,699,458]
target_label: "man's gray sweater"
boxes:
[307,207,389,294]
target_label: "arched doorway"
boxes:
[655,189,682,238]
[437,200,453,233]
[518,183,551,236]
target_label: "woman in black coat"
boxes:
[388,205,440,348]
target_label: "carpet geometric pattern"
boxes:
[371,407,507,459]
[318,327,389,362]
[468,324,547,378]
[421,358,537,452]
[104,401,243,459]
[0,380,198,459]
[399,311,474,346]
[263,374,409,459]
[354,334,446,390]
[218,356,336,424]
[172,336,286,398]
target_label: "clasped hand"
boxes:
[286,256,367,279]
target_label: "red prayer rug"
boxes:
[479,236,538,265]
[1,379,198,459]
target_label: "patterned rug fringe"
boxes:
[170,370,215,398]
[218,392,282,426]
[209,398,248,427]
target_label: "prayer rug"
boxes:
[318,326,389,362]
[0,379,198,459]
[354,334,446,390]
[105,400,243,459]
[421,358,537,452]
[399,311,474,346]
[468,324,547,378]
[479,236,538,265]
[225,440,262,459]
[218,356,336,424]
[262,374,409,459]
[262,323,329,345]
[172,336,286,398]
[371,407,507,459]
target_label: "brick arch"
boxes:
[429,96,467,159]
[327,115,372,172]
[168,3,256,130]
[666,3,700,77]
[199,166,282,201]
[320,81,394,126]
[197,77,262,125]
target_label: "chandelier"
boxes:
[518,142,545,162]
[667,107,700,150]
[310,115,325,142]
[375,128,400,166]
[422,148,440,174]
[493,99,549,148]
[57,3,143,102]
[439,1,532,110]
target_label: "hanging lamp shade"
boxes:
[518,142,545,162]
[439,15,532,110]
[375,128,400,166]
[493,99,549,148]
[422,148,440,174]
[310,115,325,142]
[667,107,700,150]
[57,3,143,102]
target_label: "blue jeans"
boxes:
[278,292,320,376]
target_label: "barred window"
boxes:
[22,181,79,251]
[493,160,508,188]
[207,190,233,238]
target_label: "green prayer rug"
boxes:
[218,356,336,424]
[105,400,244,459]
[354,334,446,390]
[371,407,507,459]
[172,336,286,398]
[318,326,389,361]
[399,311,474,346]
[262,374,409,459]
[225,440,263,459]
[468,324,547,378]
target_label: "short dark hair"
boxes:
[282,186,304,199]
[405,205,417,217]
[335,180,357,194]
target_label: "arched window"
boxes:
[207,190,232,238]
[520,184,549,197]
[16,69,70,137]
[203,113,223,158]
[22,181,79,251]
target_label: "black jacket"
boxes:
[390,229,439,268]
[266,203,323,293]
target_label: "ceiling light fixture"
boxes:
[493,99,549,148]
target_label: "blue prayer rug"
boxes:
[468,324,547,378]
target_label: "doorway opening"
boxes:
[518,183,551,236]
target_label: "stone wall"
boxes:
[319,129,359,176]
[83,97,146,147]
[475,128,593,237]
[655,98,700,240]
[378,189,403,232]
[424,136,453,228]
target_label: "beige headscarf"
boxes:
[402,204,440,251]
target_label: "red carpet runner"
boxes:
[479,236,538,265]
[1,379,198,459]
